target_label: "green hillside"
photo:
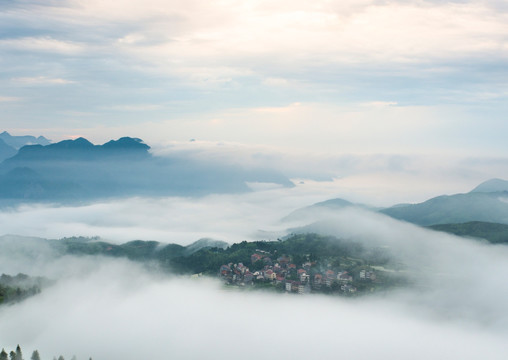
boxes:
[428,221,508,244]
[380,191,508,226]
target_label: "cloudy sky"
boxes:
[1,0,507,156]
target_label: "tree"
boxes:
[57,356,65,360]
[30,351,40,360]
[15,345,22,360]
[9,351,15,360]
[0,349,8,360]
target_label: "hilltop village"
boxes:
[218,250,378,295]
[0,233,406,306]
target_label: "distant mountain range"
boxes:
[0,131,52,162]
[0,139,16,163]
[380,180,508,225]
[284,179,508,243]
[282,198,374,223]
[0,133,294,203]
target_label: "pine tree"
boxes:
[30,351,40,360]
[57,356,65,360]
[9,351,15,360]
[0,349,8,360]
[15,345,22,360]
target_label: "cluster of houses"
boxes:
[218,250,376,295]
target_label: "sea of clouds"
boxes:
[0,192,508,359]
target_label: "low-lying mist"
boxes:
[0,253,506,360]
[1,192,508,359]
[0,187,338,244]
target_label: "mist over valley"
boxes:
[1,134,508,359]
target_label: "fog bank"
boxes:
[0,258,507,360]
[1,192,508,359]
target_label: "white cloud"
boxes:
[0,96,21,102]
[8,1,507,80]
[12,76,75,85]
[0,36,84,54]
[142,102,459,155]
[0,191,313,244]
[361,101,398,107]
[1,207,508,359]
[104,104,164,111]
[262,77,291,87]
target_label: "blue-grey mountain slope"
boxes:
[283,179,508,231]
[282,198,367,223]
[0,136,294,203]
[0,131,50,149]
[379,179,508,226]
[0,138,16,162]
[380,191,508,226]
[470,178,508,193]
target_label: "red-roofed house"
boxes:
[251,253,263,263]
[264,269,276,281]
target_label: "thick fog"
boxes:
[1,195,508,359]
[0,186,344,244]
[1,261,507,360]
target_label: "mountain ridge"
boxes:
[0,135,294,202]
[0,131,50,149]
[0,138,16,162]
[284,178,508,228]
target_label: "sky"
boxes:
[1,0,508,158]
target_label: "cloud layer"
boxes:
[1,0,507,156]
[1,206,508,359]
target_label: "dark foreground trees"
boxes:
[0,346,90,360]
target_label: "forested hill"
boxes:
[1,234,393,275]
[46,236,230,264]
[0,273,50,304]
[169,234,392,275]
[428,221,508,244]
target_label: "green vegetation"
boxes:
[169,233,389,275]
[0,274,47,305]
[380,191,508,226]
[1,233,410,303]
[168,233,409,295]
[46,236,228,263]
[428,221,508,244]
